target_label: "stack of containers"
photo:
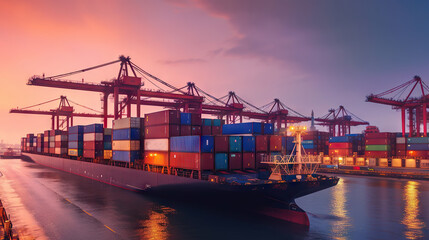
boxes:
[202,119,212,135]
[214,136,229,170]
[285,136,295,155]
[255,135,269,169]
[26,134,34,152]
[329,134,364,156]
[54,131,68,155]
[49,130,57,154]
[302,131,329,155]
[83,124,104,159]
[144,110,181,166]
[36,133,44,153]
[112,118,141,163]
[269,135,283,156]
[396,135,406,157]
[242,136,256,169]
[43,130,50,153]
[191,113,202,135]
[406,137,429,158]
[212,119,223,135]
[229,136,243,170]
[169,135,214,171]
[104,128,112,159]
[364,132,395,158]
[180,112,192,136]
[68,126,84,157]
[222,122,262,135]
[20,137,25,152]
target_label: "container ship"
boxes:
[21,110,339,226]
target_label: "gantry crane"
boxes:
[366,76,429,137]
[315,106,369,136]
[10,96,114,130]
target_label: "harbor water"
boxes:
[0,158,428,240]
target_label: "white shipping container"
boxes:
[378,158,388,167]
[84,133,104,141]
[113,117,141,130]
[420,159,429,168]
[55,135,68,141]
[396,137,406,144]
[392,158,402,167]
[368,158,377,166]
[55,147,67,155]
[112,140,140,151]
[405,159,416,168]
[104,128,112,135]
[144,138,169,151]
[49,136,55,141]
[49,142,55,148]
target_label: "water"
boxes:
[0,159,428,240]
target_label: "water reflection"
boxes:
[138,205,176,240]
[331,179,350,240]
[402,181,425,240]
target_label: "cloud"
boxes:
[160,58,206,65]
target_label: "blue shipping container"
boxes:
[104,142,112,150]
[84,124,104,133]
[263,123,274,135]
[68,134,83,142]
[68,141,83,149]
[202,119,212,126]
[407,144,429,151]
[229,136,242,152]
[302,140,314,144]
[180,113,191,125]
[112,128,140,140]
[302,143,314,149]
[170,136,200,153]
[242,136,255,152]
[212,119,221,127]
[222,122,262,135]
[69,126,84,134]
[201,136,214,153]
[104,135,112,142]
[215,153,228,170]
[407,137,429,144]
[112,150,140,163]
[329,136,351,143]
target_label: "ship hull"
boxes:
[23,153,338,225]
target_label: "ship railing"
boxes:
[261,154,321,175]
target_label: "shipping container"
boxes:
[222,122,262,135]
[202,119,212,126]
[83,133,103,141]
[365,151,389,158]
[104,150,112,159]
[191,126,201,135]
[169,152,214,171]
[68,148,82,157]
[69,125,84,134]
[407,150,428,158]
[214,136,229,152]
[112,150,140,163]
[229,136,242,152]
[407,144,429,151]
[104,141,112,150]
[180,125,191,136]
[191,113,202,126]
[202,125,212,135]
[242,136,256,152]
[407,137,429,144]
[55,141,68,148]
[180,113,191,125]
[212,119,222,127]
[112,140,140,151]
[368,158,377,167]
[378,158,389,167]
[55,148,67,155]
[365,138,391,145]
[420,159,429,168]
[263,123,274,135]
[329,142,352,149]
[212,126,221,135]
[329,136,351,143]
[144,138,169,151]
[143,151,169,166]
[396,137,406,144]
[269,136,282,152]
[170,136,200,153]
[365,145,391,151]
[215,153,228,170]
[329,149,352,156]
[83,141,103,150]
[255,135,268,152]
[201,136,214,153]
[113,128,141,140]
[255,152,268,169]
[69,134,83,142]
[392,158,403,167]
[104,128,112,135]
[84,124,103,133]
[365,132,393,139]
[113,117,141,130]
[68,141,83,149]
[145,110,180,126]
[229,153,242,170]
[145,125,180,139]
[55,135,68,141]
[243,152,255,169]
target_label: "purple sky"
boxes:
[1,0,429,143]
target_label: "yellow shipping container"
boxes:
[68,149,79,156]
[112,140,140,151]
[104,150,112,159]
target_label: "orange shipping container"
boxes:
[144,151,169,167]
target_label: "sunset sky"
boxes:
[1,0,429,144]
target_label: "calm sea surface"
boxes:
[0,158,428,240]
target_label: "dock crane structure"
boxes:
[24,55,310,129]
[10,96,114,130]
[315,106,369,137]
[366,76,429,137]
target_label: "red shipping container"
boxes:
[229,153,242,170]
[169,152,214,171]
[180,125,191,136]
[256,135,268,152]
[270,136,282,152]
[145,110,180,126]
[330,149,352,156]
[365,132,393,139]
[144,151,169,167]
[214,136,229,152]
[191,113,202,126]
[396,144,406,151]
[365,151,389,158]
[329,142,352,149]
[396,150,406,156]
[145,124,180,139]
[365,138,391,145]
[83,149,103,158]
[55,141,68,148]
[212,126,221,135]
[191,126,201,135]
[83,141,103,150]
[202,125,212,135]
[243,152,255,169]
[255,152,269,169]
[43,148,49,153]
[407,150,428,158]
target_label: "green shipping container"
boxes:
[365,145,391,151]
